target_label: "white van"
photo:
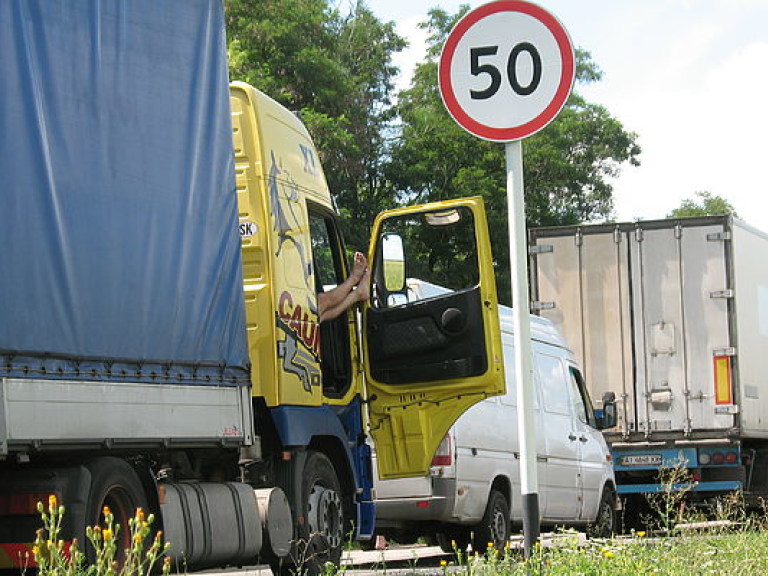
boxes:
[370,281,618,551]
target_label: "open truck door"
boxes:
[364,197,505,478]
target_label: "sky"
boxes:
[349,0,768,232]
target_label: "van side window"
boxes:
[568,367,597,428]
[536,353,569,415]
[499,345,517,407]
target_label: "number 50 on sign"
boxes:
[439,1,574,142]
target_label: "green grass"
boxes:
[336,528,768,576]
[339,486,768,576]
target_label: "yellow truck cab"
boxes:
[230,82,505,563]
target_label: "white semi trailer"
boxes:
[530,216,768,520]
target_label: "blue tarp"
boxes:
[0,0,250,385]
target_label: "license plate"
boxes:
[620,454,662,466]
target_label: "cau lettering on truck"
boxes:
[0,2,505,575]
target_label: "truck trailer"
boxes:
[530,215,768,521]
[0,2,505,573]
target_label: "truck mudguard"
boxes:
[0,0,249,386]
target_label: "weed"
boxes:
[28,496,170,576]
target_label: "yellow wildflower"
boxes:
[636,530,646,538]
[440,560,448,567]
[48,495,57,509]
[601,548,614,558]
[103,529,113,541]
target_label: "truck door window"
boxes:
[366,205,489,384]
[372,207,479,307]
[309,210,351,397]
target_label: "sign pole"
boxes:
[506,140,539,555]
[437,0,575,559]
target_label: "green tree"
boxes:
[225,0,405,254]
[667,191,738,218]
[388,7,641,303]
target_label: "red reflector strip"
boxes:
[0,493,54,516]
[0,543,36,569]
[416,501,430,508]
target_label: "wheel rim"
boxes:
[599,498,615,532]
[489,506,508,548]
[307,483,344,549]
[100,487,137,561]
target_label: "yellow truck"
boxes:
[0,3,504,574]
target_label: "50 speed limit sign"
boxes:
[439,0,575,142]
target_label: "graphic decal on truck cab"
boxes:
[276,290,321,392]
[268,151,312,289]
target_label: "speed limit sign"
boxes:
[438,0,575,141]
[438,0,576,555]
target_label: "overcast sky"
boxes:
[349,0,768,232]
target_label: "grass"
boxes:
[338,526,768,576]
[338,487,768,576]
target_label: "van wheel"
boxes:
[588,486,617,538]
[436,528,471,555]
[472,490,510,554]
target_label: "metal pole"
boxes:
[505,140,540,556]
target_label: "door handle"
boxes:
[568,433,577,441]
[579,436,588,443]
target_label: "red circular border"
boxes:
[438,0,575,142]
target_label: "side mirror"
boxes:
[381,233,405,293]
[596,391,617,430]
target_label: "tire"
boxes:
[390,529,419,546]
[84,458,149,565]
[357,537,377,552]
[275,451,345,576]
[436,527,472,555]
[620,494,652,534]
[588,486,618,538]
[472,490,511,554]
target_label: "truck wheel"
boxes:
[472,490,511,554]
[84,458,149,564]
[281,451,344,575]
[588,486,617,538]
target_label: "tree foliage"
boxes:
[667,191,738,219]
[389,8,641,302]
[224,2,642,302]
[225,0,405,253]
